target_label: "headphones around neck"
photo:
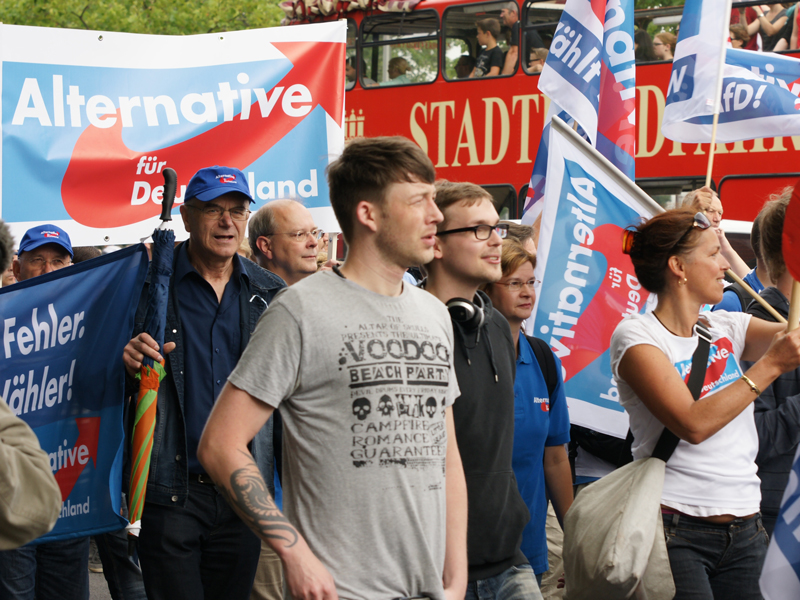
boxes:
[446,293,485,332]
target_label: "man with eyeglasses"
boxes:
[11,224,73,282]
[121,165,285,600]
[424,181,543,600]
[249,200,323,287]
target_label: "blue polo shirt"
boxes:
[712,268,763,313]
[174,243,244,474]
[512,335,571,574]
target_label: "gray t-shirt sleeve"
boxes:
[228,300,301,409]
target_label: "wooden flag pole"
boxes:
[725,269,786,324]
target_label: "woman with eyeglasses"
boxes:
[653,31,676,61]
[483,239,573,591]
[610,208,800,599]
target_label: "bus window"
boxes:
[361,11,439,87]
[521,1,559,75]
[443,2,511,81]
[345,19,357,91]
[481,184,518,220]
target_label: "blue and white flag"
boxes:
[530,117,661,437]
[761,444,800,599]
[0,245,148,541]
[663,0,800,143]
[522,0,635,224]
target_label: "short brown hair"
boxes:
[434,180,493,230]
[482,239,535,294]
[655,31,677,53]
[503,221,533,246]
[625,208,705,294]
[327,136,435,243]
[759,187,792,283]
[730,23,751,45]
[247,203,279,257]
[477,18,501,40]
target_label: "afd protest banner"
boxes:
[530,117,662,437]
[0,246,148,541]
[522,0,635,224]
[761,445,800,599]
[663,0,800,143]
[0,22,346,246]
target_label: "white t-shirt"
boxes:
[610,311,760,517]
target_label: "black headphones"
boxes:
[446,294,485,332]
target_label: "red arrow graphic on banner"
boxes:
[559,223,643,382]
[61,41,345,229]
[54,417,101,501]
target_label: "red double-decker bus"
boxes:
[286,0,800,230]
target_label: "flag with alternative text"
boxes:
[530,117,661,437]
[0,246,148,542]
[0,22,346,245]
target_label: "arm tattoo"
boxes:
[221,451,299,548]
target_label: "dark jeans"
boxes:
[465,564,543,600]
[95,529,147,600]
[0,537,90,600]
[663,512,769,600]
[138,480,261,600]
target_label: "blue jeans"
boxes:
[138,480,261,600]
[663,512,769,600]
[465,564,543,600]
[95,529,147,600]
[0,537,90,600]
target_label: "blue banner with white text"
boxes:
[0,245,148,542]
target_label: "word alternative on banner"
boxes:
[531,117,661,438]
[1,22,346,245]
[0,246,148,542]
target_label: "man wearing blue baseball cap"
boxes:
[122,166,285,600]
[12,224,73,282]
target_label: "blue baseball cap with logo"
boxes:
[18,224,73,258]
[185,166,254,203]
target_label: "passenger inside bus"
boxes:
[500,1,544,75]
[528,47,548,74]
[380,57,411,86]
[471,18,504,77]
[455,54,477,79]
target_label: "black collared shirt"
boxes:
[174,243,244,474]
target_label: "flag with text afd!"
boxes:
[530,117,661,438]
[761,445,800,600]
[0,246,148,542]
[663,0,800,142]
[522,0,635,223]
[0,22,346,246]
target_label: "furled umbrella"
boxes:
[127,168,177,549]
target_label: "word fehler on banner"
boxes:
[531,117,662,438]
[0,22,346,246]
[0,246,148,541]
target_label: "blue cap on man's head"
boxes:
[185,166,254,203]
[19,224,73,258]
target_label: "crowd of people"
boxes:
[1,136,800,600]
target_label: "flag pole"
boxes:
[705,0,734,188]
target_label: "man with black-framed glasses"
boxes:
[424,181,542,600]
[121,165,285,600]
[249,200,323,287]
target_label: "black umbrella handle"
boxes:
[160,168,177,222]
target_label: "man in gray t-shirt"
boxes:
[198,137,468,600]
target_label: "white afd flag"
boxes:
[761,444,800,600]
